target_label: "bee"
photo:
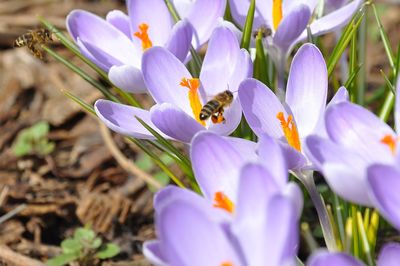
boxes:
[199,90,234,124]
[14,28,53,59]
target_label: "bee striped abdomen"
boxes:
[199,100,221,120]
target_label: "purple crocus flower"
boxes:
[238,43,348,170]
[307,242,400,266]
[305,77,400,206]
[143,152,299,265]
[228,0,362,70]
[190,131,303,218]
[95,25,252,143]
[66,0,226,93]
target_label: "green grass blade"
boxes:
[240,0,256,50]
[253,31,269,85]
[372,4,395,72]
[327,9,365,77]
[127,137,187,189]
[42,45,119,102]
[380,70,395,94]
[62,90,96,116]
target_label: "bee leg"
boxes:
[29,43,43,60]
[211,109,226,124]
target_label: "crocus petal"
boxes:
[95,99,167,140]
[377,242,400,266]
[106,10,131,38]
[298,0,363,41]
[326,0,348,10]
[233,163,281,266]
[273,4,311,53]
[234,193,298,266]
[227,49,253,94]
[239,78,286,138]
[207,99,242,136]
[257,134,288,187]
[328,86,349,106]
[142,47,193,114]
[150,103,204,143]
[326,102,395,164]
[305,135,373,205]
[93,100,157,139]
[143,240,168,266]
[182,0,226,47]
[307,251,365,266]
[286,43,327,138]
[190,131,256,203]
[280,143,308,170]
[127,0,172,46]
[108,65,147,93]
[395,75,400,132]
[165,19,193,62]
[200,26,240,97]
[158,197,241,266]
[283,0,318,15]
[283,182,304,219]
[367,165,400,230]
[66,10,140,68]
[228,0,272,30]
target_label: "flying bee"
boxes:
[199,90,234,124]
[14,28,53,59]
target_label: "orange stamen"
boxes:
[272,0,283,30]
[277,112,301,151]
[220,262,234,266]
[180,78,205,126]
[134,23,153,51]
[380,134,398,155]
[213,191,234,213]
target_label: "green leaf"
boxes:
[74,227,96,242]
[253,30,269,86]
[30,121,50,139]
[95,243,120,259]
[46,253,80,266]
[12,141,32,157]
[240,0,256,50]
[153,172,170,187]
[61,238,82,254]
[91,237,103,249]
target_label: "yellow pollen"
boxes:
[380,134,398,155]
[134,23,153,51]
[213,191,234,214]
[180,78,205,126]
[220,262,234,266]
[272,0,283,30]
[277,112,301,152]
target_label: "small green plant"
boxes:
[12,121,55,157]
[47,226,120,266]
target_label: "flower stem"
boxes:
[295,170,337,251]
[276,56,286,102]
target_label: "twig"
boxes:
[98,121,163,190]
[0,204,26,225]
[0,245,45,266]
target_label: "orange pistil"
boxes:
[213,191,234,214]
[277,112,301,152]
[220,262,234,266]
[272,0,283,30]
[134,23,153,51]
[380,134,398,155]
[180,78,205,126]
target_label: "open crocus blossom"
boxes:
[307,242,400,266]
[95,25,251,143]
[143,132,300,265]
[305,77,400,206]
[66,0,225,93]
[228,0,362,68]
[239,43,347,170]
[190,131,303,218]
